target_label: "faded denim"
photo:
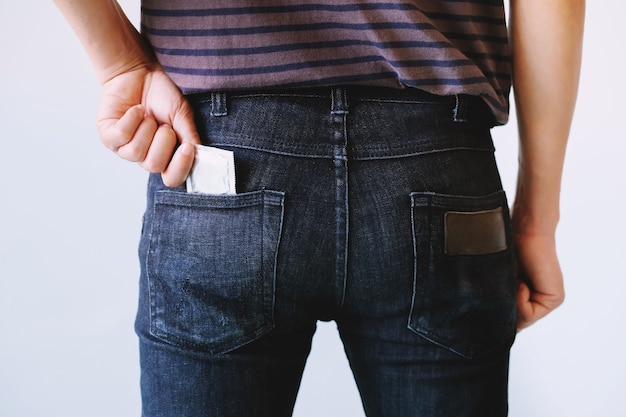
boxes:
[135,86,517,417]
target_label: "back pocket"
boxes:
[146,189,285,355]
[409,191,516,359]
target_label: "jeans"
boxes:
[135,86,517,417]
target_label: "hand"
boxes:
[513,229,565,331]
[96,65,200,187]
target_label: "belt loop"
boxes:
[331,87,349,115]
[210,92,228,117]
[452,94,468,123]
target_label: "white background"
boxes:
[1,1,624,416]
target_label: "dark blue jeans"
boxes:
[135,87,517,417]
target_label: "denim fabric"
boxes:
[135,87,517,417]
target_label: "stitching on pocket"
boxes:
[408,191,517,358]
[146,190,285,355]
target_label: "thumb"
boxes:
[158,97,200,187]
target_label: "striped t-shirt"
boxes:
[141,0,511,124]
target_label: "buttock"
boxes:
[136,87,516,359]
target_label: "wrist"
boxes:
[511,197,560,237]
[93,17,156,84]
[96,48,156,86]
[55,0,156,85]
[511,180,560,237]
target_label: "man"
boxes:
[54,1,584,415]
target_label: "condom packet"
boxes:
[186,145,236,195]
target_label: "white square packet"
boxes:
[185,145,236,195]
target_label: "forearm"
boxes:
[54,0,154,84]
[509,0,585,234]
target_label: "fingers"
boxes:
[117,116,158,162]
[161,142,196,187]
[137,120,195,185]
[516,285,564,332]
[516,282,542,331]
[512,232,565,332]
[517,293,552,332]
[515,271,565,332]
[99,104,147,152]
[139,123,177,172]
[97,104,198,187]
[155,98,200,187]
[96,67,201,187]
[171,98,201,147]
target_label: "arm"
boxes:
[508,0,585,330]
[54,0,199,186]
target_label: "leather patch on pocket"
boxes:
[444,207,507,255]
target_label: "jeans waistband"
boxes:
[185,85,496,160]
[187,86,494,126]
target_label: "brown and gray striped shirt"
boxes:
[141,0,511,124]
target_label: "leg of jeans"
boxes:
[139,323,316,417]
[338,147,514,416]
[338,318,510,417]
[336,91,516,416]
[135,90,340,416]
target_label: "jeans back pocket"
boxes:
[409,191,517,359]
[146,189,285,355]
